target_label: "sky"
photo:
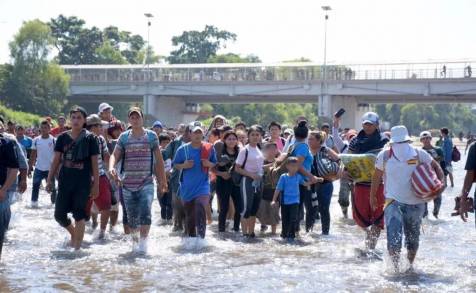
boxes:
[1,0,476,64]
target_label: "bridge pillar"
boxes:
[145,96,199,128]
[328,96,370,130]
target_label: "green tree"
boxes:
[207,53,261,63]
[95,40,127,64]
[6,20,69,114]
[168,25,237,64]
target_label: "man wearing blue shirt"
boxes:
[440,127,454,187]
[173,124,216,239]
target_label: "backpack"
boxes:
[119,129,157,175]
[179,142,214,182]
[230,149,248,186]
[269,142,303,188]
[452,146,461,162]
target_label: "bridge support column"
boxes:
[327,96,370,130]
[146,96,190,128]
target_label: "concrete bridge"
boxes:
[62,61,476,128]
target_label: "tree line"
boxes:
[0,15,474,133]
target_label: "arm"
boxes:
[108,147,122,183]
[271,189,281,205]
[332,127,345,154]
[459,170,474,222]
[28,149,37,175]
[154,147,168,193]
[90,155,100,199]
[0,168,19,201]
[369,168,384,211]
[46,152,61,192]
[295,156,319,183]
[14,140,28,193]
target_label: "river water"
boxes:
[0,153,475,292]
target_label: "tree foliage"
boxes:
[168,25,237,64]
[6,20,69,115]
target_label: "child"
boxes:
[158,133,173,224]
[271,157,321,241]
[258,142,280,235]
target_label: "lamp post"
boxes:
[319,5,331,117]
[144,13,153,120]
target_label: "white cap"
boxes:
[98,102,113,113]
[390,125,411,144]
[361,112,379,125]
[419,131,432,139]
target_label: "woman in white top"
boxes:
[235,125,264,238]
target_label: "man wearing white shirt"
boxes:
[29,120,56,207]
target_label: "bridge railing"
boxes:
[63,61,475,83]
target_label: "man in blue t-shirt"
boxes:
[173,124,216,239]
[271,157,310,241]
[16,125,33,159]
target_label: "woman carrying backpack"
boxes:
[309,131,340,235]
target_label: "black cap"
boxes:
[69,106,88,118]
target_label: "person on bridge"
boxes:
[46,106,100,251]
[347,112,389,252]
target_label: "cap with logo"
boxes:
[361,112,379,125]
[128,107,143,117]
[419,131,432,139]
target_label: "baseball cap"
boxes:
[98,102,113,113]
[152,120,163,128]
[321,123,330,129]
[128,107,143,117]
[69,106,88,118]
[361,112,379,125]
[420,131,432,139]
[284,128,293,135]
[189,121,203,133]
[86,114,102,126]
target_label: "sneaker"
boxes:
[138,238,148,254]
[31,201,39,208]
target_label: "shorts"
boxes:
[446,165,453,173]
[122,183,154,229]
[240,176,261,219]
[55,177,91,227]
[352,184,385,229]
[86,175,112,212]
[385,201,425,252]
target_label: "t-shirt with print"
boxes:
[0,134,19,187]
[54,130,100,184]
[116,129,159,192]
[236,145,264,174]
[375,147,433,205]
[290,141,313,183]
[32,135,55,171]
[96,135,109,176]
[173,143,217,201]
[276,173,304,204]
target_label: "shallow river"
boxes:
[0,154,475,292]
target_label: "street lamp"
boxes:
[144,13,154,70]
[319,5,331,117]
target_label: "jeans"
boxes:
[122,184,154,229]
[385,201,425,253]
[298,185,314,232]
[183,195,209,238]
[0,191,12,256]
[172,190,186,230]
[32,169,56,203]
[281,203,299,239]
[316,182,334,235]
[158,190,173,220]
[423,194,442,218]
[338,178,352,209]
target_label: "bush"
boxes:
[0,103,43,127]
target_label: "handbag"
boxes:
[231,149,248,186]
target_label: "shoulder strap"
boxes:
[119,130,132,174]
[242,148,249,169]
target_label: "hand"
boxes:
[342,170,353,181]
[251,173,262,181]
[0,189,6,202]
[315,176,324,183]
[201,159,214,168]
[221,172,231,180]
[46,181,53,193]
[370,195,377,212]
[183,160,194,169]
[18,179,27,194]
[271,201,276,206]
[459,196,472,222]
[160,182,168,194]
[108,169,121,185]
[333,116,341,129]
[90,183,99,199]
[28,168,33,178]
